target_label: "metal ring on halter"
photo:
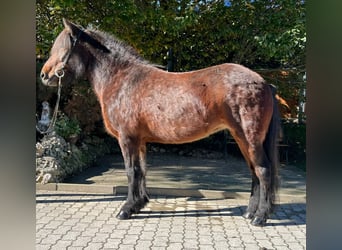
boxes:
[55,68,65,78]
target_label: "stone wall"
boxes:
[36,132,113,184]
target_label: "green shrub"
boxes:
[55,113,81,139]
[282,120,306,168]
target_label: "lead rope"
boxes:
[36,69,64,134]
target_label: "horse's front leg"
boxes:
[116,136,149,220]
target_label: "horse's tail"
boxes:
[264,84,281,207]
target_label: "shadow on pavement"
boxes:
[36,193,126,203]
[134,201,306,226]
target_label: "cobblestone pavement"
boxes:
[36,190,306,250]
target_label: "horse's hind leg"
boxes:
[247,145,273,226]
[116,136,149,220]
[233,120,273,226]
[242,173,260,220]
[138,143,150,205]
[233,138,261,221]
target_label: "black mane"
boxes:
[82,28,152,67]
[78,30,111,54]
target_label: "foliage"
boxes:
[55,113,81,139]
[282,120,306,167]
[36,0,305,70]
[63,81,102,135]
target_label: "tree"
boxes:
[37,0,305,70]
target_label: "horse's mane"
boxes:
[83,28,155,68]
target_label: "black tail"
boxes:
[264,84,281,207]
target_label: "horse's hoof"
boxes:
[242,212,254,219]
[251,216,266,227]
[116,210,131,220]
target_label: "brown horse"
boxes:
[40,19,280,226]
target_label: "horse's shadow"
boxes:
[135,202,306,226]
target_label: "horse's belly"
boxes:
[145,118,226,144]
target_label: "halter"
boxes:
[36,32,80,135]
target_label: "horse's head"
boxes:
[40,18,110,87]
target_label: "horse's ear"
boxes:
[62,18,110,54]
[63,18,82,39]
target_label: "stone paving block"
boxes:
[80,215,96,223]
[270,236,287,246]
[184,224,197,232]
[92,232,110,243]
[135,240,153,249]
[35,244,51,250]
[213,241,230,250]
[63,218,81,226]
[152,236,169,247]
[61,231,81,241]
[99,224,115,234]
[224,229,240,238]
[106,218,119,225]
[81,227,100,237]
[67,246,84,250]
[36,228,53,238]
[198,235,214,245]
[184,230,198,239]
[169,233,184,243]
[121,234,139,245]
[273,246,290,250]
[110,229,127,239]
[71,211,88,219]
[256,239,274,249]
[154,228,170,237]
[198,244,215,250]
[252,231,269,240]
[84,242,104,250]
[103,239,121,249]
[50,240,72,249]
[115,222,131,230]
[44,219,64,229]
[40,234,62,245]
[72,222,90,232]
[71,236,92,247]
[151,247,169,250]
[280,233,298,243]
[287,242,305,249]
[183,238,198,248]
[239,233,256,243]
[37,216,54,224]
[227,237,244,247]
[243,243,264,249]
[212,232,227,241]
[167,242,183,249]
[139,231,155,240]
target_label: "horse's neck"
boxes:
[88,59,139,97]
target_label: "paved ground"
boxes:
[36,191,305,250]
[63,153,306,198]
[37,152,306,249]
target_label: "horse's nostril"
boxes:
[41,71,50,80]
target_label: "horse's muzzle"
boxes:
[40,71,58,87]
